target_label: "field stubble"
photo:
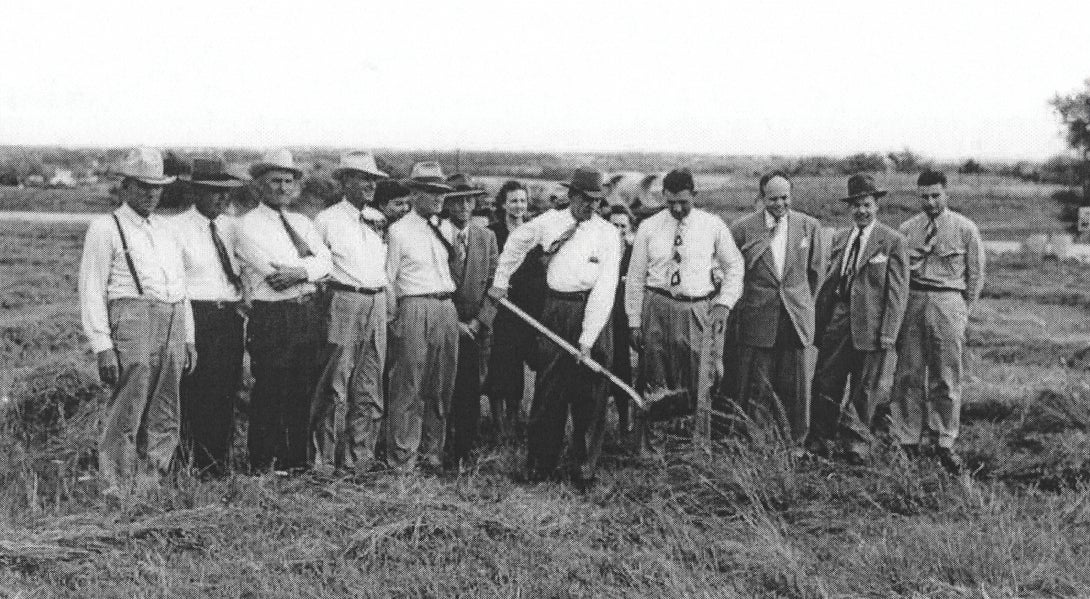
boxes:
[2,219,1090,596]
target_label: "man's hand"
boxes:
[97,350,120,386]
[184,343,198,374]
[265,263,308,291]
[458,321,478,341]
[486,286,507,303]
[629,326,643,352]
[709,305,729,382]
[467,318,484,339]
[577,343,593,367]
[710,304,730,332]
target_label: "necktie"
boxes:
[669,218,684,287]
[426,216,455,256]
[209,220,242,290]
[542,220,579,270]
[911,218,938,269]
[279,210,313,258]
[837,227,863,299]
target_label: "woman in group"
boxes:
[485,180,544,437]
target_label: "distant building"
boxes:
[49,168,76,188]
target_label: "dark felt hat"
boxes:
[841,173,888,203]
[444,173,488,199]
[559,167,607,199]
[402,161,454,193]
[181,157,247,189]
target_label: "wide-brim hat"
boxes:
[115,147,176,186]
[332,150,388,179]
[180,157,246,189]
[444,173,488,199]
[559,167,607,199]
[841,173,888,203]
[249,148,304,179]
[402,161,454,193]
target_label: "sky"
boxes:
[1,0,1088,160]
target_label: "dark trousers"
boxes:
[447,332,484,464]
[810,301,892,453]
[486,309,535,423]
[736,308,810,443]
[247,295,322,471]
[179,302,244,475]
[527,294,613,480]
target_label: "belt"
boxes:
[328,281,384,295]
[647,286,715,303]
[910,282,963,293]
[404,292,453,301]
[547,288,590,301]
[191,300,240,310]
[253,292,316,307]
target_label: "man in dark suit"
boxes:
[809,174,909,463]
[442,174,499,466]
[730,171,825,445]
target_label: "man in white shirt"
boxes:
[171,157,248,477]
[235,149,332,472]
[625,168,744,453]
[488,168,621,488]
[311,151,389,475]
[384,162,460,473]
[79,147,197,496]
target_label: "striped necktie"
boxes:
[837,227,863,299]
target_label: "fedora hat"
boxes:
[841,173,888,203]
[332,150,388,180]
[560,167,607,199]
[403,161,454,193]
[249,148,304,179]
[180,157,246,189]
[115,147,176,186]
[444,173,487,199]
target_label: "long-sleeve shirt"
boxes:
[234,202,332,302]
[168,206,242,302]
[79,203,195,353]
[899,208,985,304]
[385,209,457,298]
[493,207,620,348]
[624,208,744,328]
[314,199,388,290]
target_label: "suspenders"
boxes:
[112,213,145,296]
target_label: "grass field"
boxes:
[2,218,1089,597]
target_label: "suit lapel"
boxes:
[857,224,887,273]
[781,212,803,280]
[827,229,849,277]
[740,213,772,273]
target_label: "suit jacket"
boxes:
[453,223,499,328]
[815,221,908,351]
[731,210,826,348]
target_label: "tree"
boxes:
[1051,80,1090,199]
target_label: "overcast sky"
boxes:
[1,0,1087,159]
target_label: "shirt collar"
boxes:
[255,201,281,220]
[764,209,789,229]
[118,202,156,227]
[187,205,221,226]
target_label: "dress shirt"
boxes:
[234,202,332,302]
[493,207,620,348]
[899,208,985,303]
[840,220,876,275]
[79,203,195,353]
[314,199,388,290]
[169,206,242,302]
[765,210,789,277]
[625,208,744,327]
[385,210,457,298]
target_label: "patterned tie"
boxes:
[837,227,863,299]
[669,217,685,287]
[278,210,313,258]
[449,227,468,286]
[209,220,242,290]
[911,218,938,269]
[542,220,579,270]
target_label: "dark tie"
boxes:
[911,218,938,268]
[209,220,242,290]
[450,228,468,286]
[426,216,455,257]
[542,220,579,270]
[278,210,313,258]
[837,227,863,299]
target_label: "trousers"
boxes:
[447,332,485,464]
[735,307,811,443]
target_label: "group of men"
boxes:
[79,146,984,496]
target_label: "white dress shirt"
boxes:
[314,199,388,289]
[840,220,876,275]
[168,206,242,302]
[385,209,457,298]
[79,203,195,353]
[493,207,620,349]
[764,210,790,277]
[625,208,744,328]
[234,202,332,302]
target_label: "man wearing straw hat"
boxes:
[488,167,621,489]
[384,162,460,473]
[235,149,332,473]
[171,157,248,476]
[79,147,197,496]
[310,151,389,475]
[809,174,908,464]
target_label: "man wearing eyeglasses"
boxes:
[624,168,743,455]
[888,169,984,475]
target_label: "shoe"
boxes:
[936,448,964,475]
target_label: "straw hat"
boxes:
[249,148,304,179]
[403,161,454,193]
[332,151,388,180]
[115,147,176,186]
